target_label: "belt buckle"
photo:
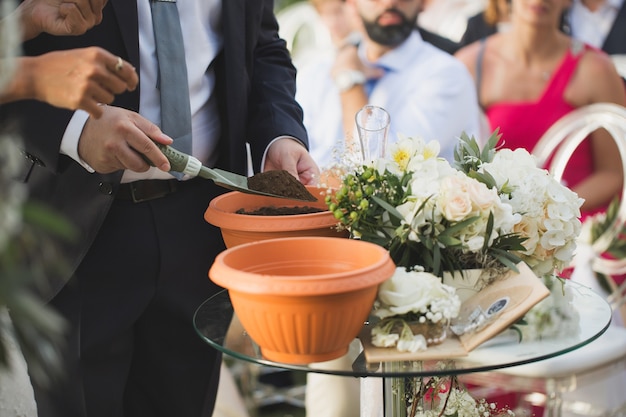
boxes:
[129,181,173,203]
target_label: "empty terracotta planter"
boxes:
[208,236,396,364]
[204,185,348,248]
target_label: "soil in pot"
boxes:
[236,206,324,215]
[247,170,316,201]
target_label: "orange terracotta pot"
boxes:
[204,185,348,248]
[208,236,396,364]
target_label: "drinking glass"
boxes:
[355,105,390,163]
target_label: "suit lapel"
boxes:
[603,2,626,55]
[110,0,140,69]
[219,0,249,173]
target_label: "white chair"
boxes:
[461,103,626,417]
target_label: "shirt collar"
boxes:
[358,30,425,74]
[573,0,623,11]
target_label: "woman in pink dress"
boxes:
[454,2,626,412]
[454,0,626,216]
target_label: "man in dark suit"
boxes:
[563,0,626,56]
[2,1,318,416]
[562,0,626,82]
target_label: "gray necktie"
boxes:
[150,0,192,155]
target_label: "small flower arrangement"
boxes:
[577,197,626,291]
[371,267,461,352]
[401,361,514,417]
[326,131,584,279]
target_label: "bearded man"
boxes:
[296,0,482,172]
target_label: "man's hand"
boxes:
[5,47,138,118]
[17,0,107,40]
[264,138,320,185]
[79,105,173,174]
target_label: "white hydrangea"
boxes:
[480,148,583,276]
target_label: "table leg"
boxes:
[383,376,407,417]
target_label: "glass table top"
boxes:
[193,281,612,378]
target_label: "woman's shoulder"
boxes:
[577,43,620,75]
[569,41,626,105]
[454,34,504,77]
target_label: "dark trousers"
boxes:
[32,178,227,417]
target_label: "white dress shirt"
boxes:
[568,0,624,48]
[296,31,481,169]
[61,0,224,182]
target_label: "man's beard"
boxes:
[362,9,417,47]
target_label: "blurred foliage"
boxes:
[0,0,76,387]
[0,130,78,387]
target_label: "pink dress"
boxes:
[485,43,596,213]
[486,43,626,286]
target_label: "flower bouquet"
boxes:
[327,131,583,278]
[401,361,515,417]
[325,130,584,350]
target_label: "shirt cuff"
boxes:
[260,136,306,172]
[60,110,95,173]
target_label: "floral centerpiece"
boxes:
[326,131,583,278]
[324,130,584,417]
[324,131,584,349]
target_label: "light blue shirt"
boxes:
[296,31,482,169]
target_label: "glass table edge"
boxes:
[193,284,612,378]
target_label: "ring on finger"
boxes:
[115,57,123,72]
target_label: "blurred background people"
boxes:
[563,0,626,78]
[276,0,362,69]
[310,0,362,47]
[459,0,512,46]
[454,0,625,216]
[296,0,481,174]
[455,2,626,412]
[417,0,485,42]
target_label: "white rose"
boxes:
[375,268,460,320]
[438,177,473,222]
[466,178,499,212]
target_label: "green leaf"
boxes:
[371,195,405,222]
[22,202,78,241]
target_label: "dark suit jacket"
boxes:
[561,3,626,55]
[602,2,626,55]
[2,0,308,300]
[459,12,496,48]
[418,27,461,55]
